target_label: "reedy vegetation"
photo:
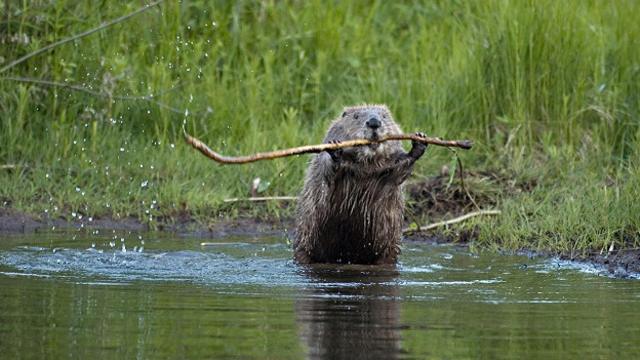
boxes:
[0,1,638,253]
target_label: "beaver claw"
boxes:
[326,140,344,162]
[412,132,428,143]
[409,132,428,159]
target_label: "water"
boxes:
[0,233,639,359]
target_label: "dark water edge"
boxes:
[1,208,639,279]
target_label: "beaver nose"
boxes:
[366,116,381,129]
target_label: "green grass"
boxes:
[1,0,639,253]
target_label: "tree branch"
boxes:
[184,129,473,165]
[223,196,298,203]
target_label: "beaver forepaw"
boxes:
[327,140,344,162]
[409,132,428,159]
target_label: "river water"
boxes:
[0,232,638,359]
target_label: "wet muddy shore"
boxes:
[1,207,638,279]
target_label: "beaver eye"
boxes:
[354,113,359,120]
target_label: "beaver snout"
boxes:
[366,116,381,130]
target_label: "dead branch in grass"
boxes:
[184,129,473,165]
[402,209,501,233]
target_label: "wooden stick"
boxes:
[223,196,298,203]
[402,210,501,233]
[184,129,473,165]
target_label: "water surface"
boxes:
[0,233,638,359]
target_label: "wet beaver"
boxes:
[293,104,427,265]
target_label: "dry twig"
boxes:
[184,129,473,165]
[402,209,501,233]
[223,196,297,203]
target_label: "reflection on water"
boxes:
[295,266,401,360]
[0,233,639,359]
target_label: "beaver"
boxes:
[293,104,427,265]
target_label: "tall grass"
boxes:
[1,1,638,251]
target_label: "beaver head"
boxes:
[337,104,403,158]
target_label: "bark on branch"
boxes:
[184,129,473,165]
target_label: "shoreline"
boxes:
[2,207,638,279]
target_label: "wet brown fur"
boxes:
[293,105,427,264]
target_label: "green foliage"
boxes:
[0,1,638,252]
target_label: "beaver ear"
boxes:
[342,111,347,117]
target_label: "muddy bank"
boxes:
[1,207,638,279]
[0,172,492,238]
[559,250,640,279]
[0,207,291,238]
